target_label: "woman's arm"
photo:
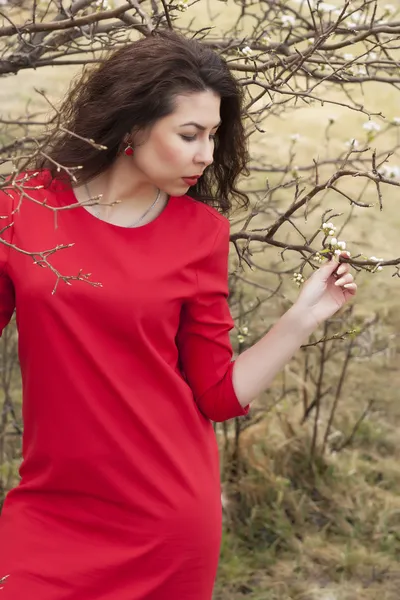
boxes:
[177,213,356,421]
[232,258,356,407]
[232,304,315,407]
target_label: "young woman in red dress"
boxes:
[0,30,356,599]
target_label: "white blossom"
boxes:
[322,221,335,230]
[293,272,305,286]
[240,45,253,57]
[363,120,381,132]
[369,52,378,60]
[356,65,367,76]
[369,257,384,272]
[313,252,324,264]
[345,138,360,149]
[329,238,349,256]
[281,14,296,27]
[343,53,354,61]
[177,0,189,11]
[322,222,336,237]
[391,117,400,125]
[349,11,363,22]
[378,165,400,179]
[290,133,301,142]
[317,2,336,12]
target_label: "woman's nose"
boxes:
[195,142,214,167]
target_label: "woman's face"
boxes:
[130,90,221,196]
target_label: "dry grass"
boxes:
[215,407,400,598]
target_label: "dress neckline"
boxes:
[64,182,176,234]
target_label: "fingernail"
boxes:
[337,265,346,275]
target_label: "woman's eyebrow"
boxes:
[180,121,221,130]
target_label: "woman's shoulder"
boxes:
[0,170,41,215]
[0,170,70,238]
[169,195,231,255]
[173,194,230,232]
[19,169,68,193]
[1,169,64,200]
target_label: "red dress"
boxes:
[0,172,249,600]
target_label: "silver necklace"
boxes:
[84,182,161,228]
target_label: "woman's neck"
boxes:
[88,158,158,208]
[74,159,169,227]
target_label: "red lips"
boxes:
[182,176,200,186]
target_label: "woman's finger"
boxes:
[334,273,354,287]
[343,282,357,295]
[336,262,350,276]
[317,258,343,283]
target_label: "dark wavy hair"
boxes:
[34,29,249,214]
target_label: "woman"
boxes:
[0,30,356,599]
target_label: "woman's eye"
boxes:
[180,134,217,142]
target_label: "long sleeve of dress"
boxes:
[0,190,16,334]
[176,217,249,423]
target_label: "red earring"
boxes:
[124,144,134,156]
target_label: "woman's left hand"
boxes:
[294,254,357,328]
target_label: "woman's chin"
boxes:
[165,182,191,197]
